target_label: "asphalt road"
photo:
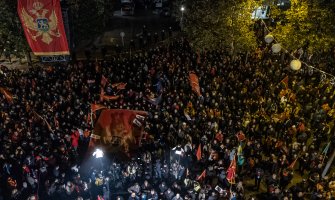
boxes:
[75,7,179,59]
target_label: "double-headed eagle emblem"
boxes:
[20,1,61,44]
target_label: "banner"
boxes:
[92,109,148,151]
[189,72,201,96]
[17,0,69,55]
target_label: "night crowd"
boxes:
[1,37,335,200]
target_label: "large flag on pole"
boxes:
[226,155,236,184]
[17,0,70,55]
[92,109,148,151]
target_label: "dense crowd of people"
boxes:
[1,38,335,200]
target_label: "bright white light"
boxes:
[175,150,183,155]
[93,149,104,158]
[180,6,185,12]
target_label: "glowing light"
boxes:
[93,149,104,158]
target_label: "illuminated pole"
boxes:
[180,6,185,30]
[322,149,335,178]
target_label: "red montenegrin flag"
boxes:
[226,155,237,184]
[101,75,108,87]
[111,82,127,90]
[196,144,202,161]
[0,87,13,103]
[189,72,201,96]
[100,88,119,102]
[91,104,106,112]
[196,169,206,181]
[17,0,69,55]
[288,157,298,169]
[102,95,119,101]
[93,109,148,150]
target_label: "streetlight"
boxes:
[93,149,104,158]
[180,6,185,30]
[93,149,104,170]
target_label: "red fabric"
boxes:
[100,88,104,102]
[91,104,106,112]
[101,75,108,87]
[116,83,127,90]
[226,156,236,184]
[196,144,202,161]
[215,132,223,143]
[288,157,298,169]
[31,79,36,89]
[54,117,59,128]
[100,88,119,101]
[189,72,201,96]
[297,122,305,133]
[102,95,119,101]
[93,109,148,149]
[196,169,206,181]
[71,131,79,147]
[0,87,13,103]
[17,0,69,55]
[196,51,201,64]
[23,166,30,173]
[111,82,127,90]
[236,131,245,141]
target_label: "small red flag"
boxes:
[196,169,206,181]
[288,157,298,169]
[196,144,202,161]
[31,79,36,89]
[103,95,119,101]
[0,87,13,103]
[226,156,236,184]
[116,83,127,90]
[111,82,127,90]
[101,75,108,87]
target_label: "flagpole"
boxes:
[321,142,331,165]
[322,149,335,178]
[90,109,94,129]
